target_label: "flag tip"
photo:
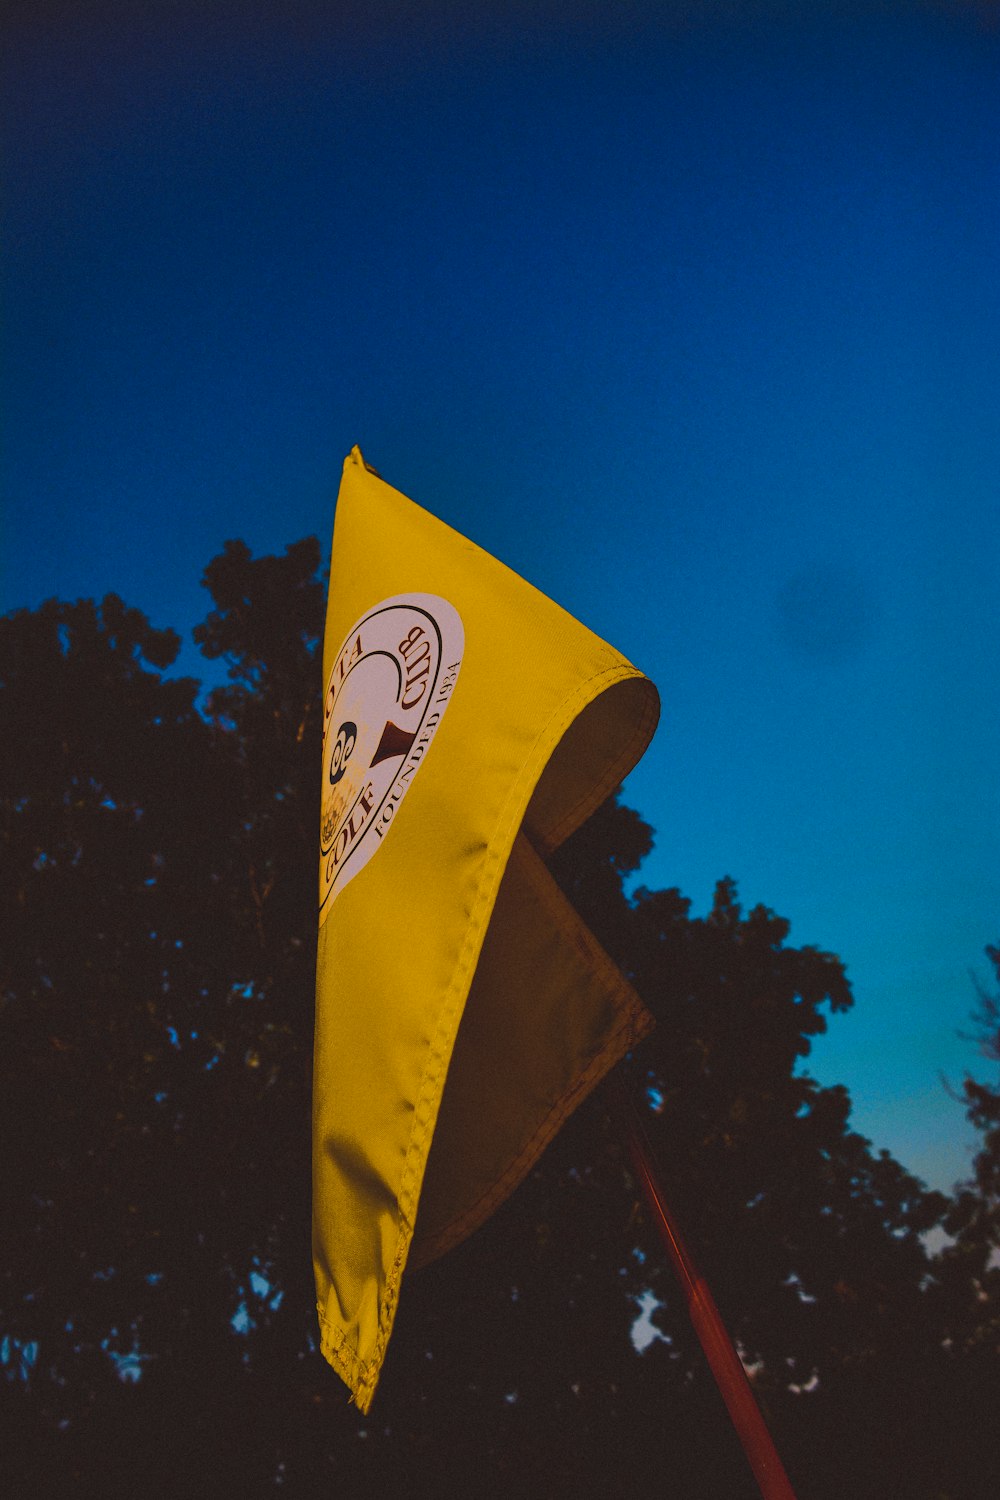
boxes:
[346,444,382,478]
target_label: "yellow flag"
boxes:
[314,448,659,1411]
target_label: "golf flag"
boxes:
[314,448,659,1411]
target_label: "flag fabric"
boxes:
[314,448,659,1411]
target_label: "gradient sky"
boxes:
[4,1,998,1192]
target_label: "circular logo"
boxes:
[319,594,464,920]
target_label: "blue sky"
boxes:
[3,1,998,1192]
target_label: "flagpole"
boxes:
[611,1082,798,1500]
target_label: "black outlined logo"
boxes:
[319,594,464,920]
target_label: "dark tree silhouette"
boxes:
[948,945,1000,1272]
[1,544,996,1498]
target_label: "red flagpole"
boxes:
[613,1084,798,1500]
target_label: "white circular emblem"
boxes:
[319,593,464,921]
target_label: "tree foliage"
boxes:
[1,546,997,1497]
